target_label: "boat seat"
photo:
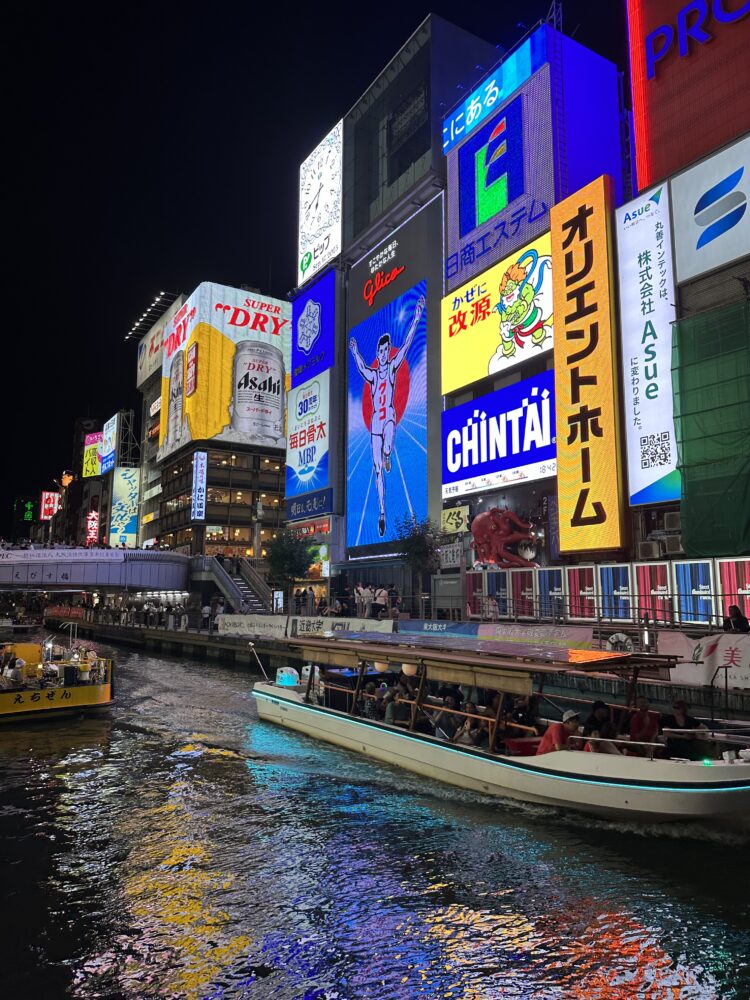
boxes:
[504,736,542,756]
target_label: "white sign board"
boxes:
[287,616,394,637]
[217,614,288,640]
[672,134,750,284]
[297,120,343,286]
[191,451,207,521]
[659,632,750,690]
[616,184,679,505]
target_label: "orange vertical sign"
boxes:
[551,175,626,553]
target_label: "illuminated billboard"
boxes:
[616,184,679,505]
[552,175,626,553]
[286,370,330,498]
[158,283,291,461]
[441,232,553,394]
[40,491,61,521]
[445,65,554,290]
[191,451,207,521]
[441,371,556,500]
[346,281,427,547]
[626,0,750,190]
[671,135,750,284]
[291,268,336,387]
[109,468,139,548]
[136,298,184,389]
[82,432,102,478]
[297,120,343,286]
[100,413,119,475]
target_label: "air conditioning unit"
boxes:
[664,534,684,555]
[638,540,662,560]
[664,511,682,532]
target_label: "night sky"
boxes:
[4,1,627,536]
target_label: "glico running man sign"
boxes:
[346,281,427,548]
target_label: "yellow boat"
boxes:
[0,642,114,723]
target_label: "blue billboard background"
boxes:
[599,565,632,621]
[674,560,715,624]
[441,370,556,495]
[346,281,427,548]
[291,269,336,387]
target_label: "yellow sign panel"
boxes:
[82,442,101,478]
[441,232,554,394]
[551,175,626,553]
[441,505,470,534]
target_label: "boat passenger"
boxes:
[661,700,708,760]
[536,710,580,755]
[430,694,461,740]
[510,695,538,732]
[384,683,411,727]
[582,701,610,737]
[628,696,659,754]
[359,682,378,720]
[8,658,25,687]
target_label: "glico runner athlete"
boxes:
[349,295,425,537]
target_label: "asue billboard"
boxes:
[158,283,291,460]
[616,184,679,505]
[441,371,556,499]
[627,0,750,189]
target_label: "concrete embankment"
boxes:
[45,616,750,721]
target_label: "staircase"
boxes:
[231,574,266,614]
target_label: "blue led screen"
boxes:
[291,269,336,388]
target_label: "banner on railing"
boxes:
[477,623,594,649]
[659,632,750,690]
[0,549,125,562]
[398,620,480,637]
[217,615,288,640]
[287,616,394,637]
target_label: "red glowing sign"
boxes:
[627,0,750,190]
[40,491,61,521]
[85,509,100,545]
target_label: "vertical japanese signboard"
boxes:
[616,184,679,505]
[298,121,343,286]
[82,432,102,478]
[100,414,119,475]
[291,269,336,388]
[110,468,139,548]
[40,492,61,521]
[551,175,626,553]
[191,451,207,521]
[286,371,330,498]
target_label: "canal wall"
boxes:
[44,616,750,720]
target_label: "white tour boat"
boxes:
[252,632,750,824]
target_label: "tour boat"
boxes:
[0,643,114,723]
[252,633,750,823]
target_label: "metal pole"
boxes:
[247,641,270,681]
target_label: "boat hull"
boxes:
[253,684,750,823]
[0,683,113,723]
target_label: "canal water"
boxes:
[1,646,748,1000]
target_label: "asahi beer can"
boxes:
[167,351,184,446]
[230,341,284,442]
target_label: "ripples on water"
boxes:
[0,647,748,999]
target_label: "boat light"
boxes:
[401,662,418,677]
[702,759,713,766]
[374,661,389,673]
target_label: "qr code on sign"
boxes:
[640,431,671,469]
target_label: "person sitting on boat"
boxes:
[628,696,660,755]
[359,681,379,720]
[430,693,461,741]
[453,701,485,747]
[8,657,25,687]
[661,700,708,761]
[536,710,581,755]
[509,694,538,733]
[580,701,622,755]
[384,682,411,727]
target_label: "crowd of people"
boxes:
[292,583,402,620]
[342,673,711,761]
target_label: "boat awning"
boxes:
[285,631,635,696]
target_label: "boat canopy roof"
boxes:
[285,631,642,696]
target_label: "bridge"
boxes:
[0,549,190,592]
[0,548,271,612]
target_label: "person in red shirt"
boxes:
[629,696,659,755]
[536,710,580,755]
